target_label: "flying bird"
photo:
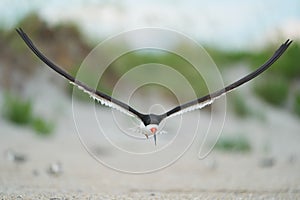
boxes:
[16,28,292,145]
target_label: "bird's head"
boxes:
[144,124,159,145]
[145,124,158,135]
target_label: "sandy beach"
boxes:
[1,74,300,199]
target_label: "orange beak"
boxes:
[150,127,157,134]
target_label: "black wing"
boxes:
[163,39,292,118]
[16,28,146,122]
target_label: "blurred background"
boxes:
[0,0,300,198]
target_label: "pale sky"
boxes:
[0,0,299,49]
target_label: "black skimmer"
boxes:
[16,28,292,145]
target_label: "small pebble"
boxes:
[259,157,275,168]
[204,158,218,170]
[287,154,297,164]
[47,162,63,176]
[4,149,27,164]
[32,169,40,176]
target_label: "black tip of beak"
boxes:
[154,134,157,146]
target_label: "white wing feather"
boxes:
[166,92,226,119]
[70,82,143,123]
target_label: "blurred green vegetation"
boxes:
[1,93,55,135]
[31,117,55,135]
[230,94,252,118]
[214,135,251,153]
[106,50,208,97]
[230,94,266,120]
[2,93,33,125]
[254,76,289,107]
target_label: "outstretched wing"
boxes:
[16,28,145,122]
[164,39,292,119]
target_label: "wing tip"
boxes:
[15,27,24,35]
[285,39,293,46]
